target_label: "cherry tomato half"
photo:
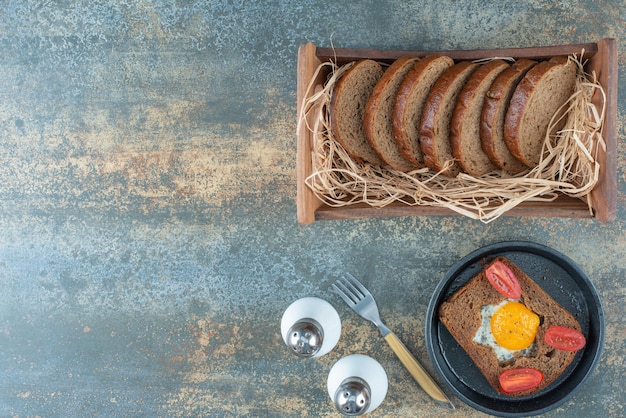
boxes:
[485,260,522,300]
[499,368,544,394]
[544,325,586,351]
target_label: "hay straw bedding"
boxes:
[298,53,606,223]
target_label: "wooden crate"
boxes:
[296,39,617,224]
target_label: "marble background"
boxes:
[0,1,624,416]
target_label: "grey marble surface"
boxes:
[0,1,624,416]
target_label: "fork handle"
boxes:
[384,332,454,410]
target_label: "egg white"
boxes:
[473,299,536,362]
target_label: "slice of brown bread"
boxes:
[329,59,385,165]
[439,256,582,397]
[419,61,479,177]
[392,54,455,167]
[480,59,537,174]
[450,60,510,177]
[504,56,577,167]
[364,56,419,171]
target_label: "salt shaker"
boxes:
[327,354,388,416]
[280,297,341,358]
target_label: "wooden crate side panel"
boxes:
[587,38,618,222]
[296,43,325,224]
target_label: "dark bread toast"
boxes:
[364,56,420,171]
[419,61,479,177]
[439,256,582,396]
[450,59,509,176]
[392,54,454,168]
[330,59,385,165]
[480,59,537,174]
[503,56,577,167]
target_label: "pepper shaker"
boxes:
[327,354,388,416]
[280,297,341,358]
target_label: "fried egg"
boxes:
[473,300,540,362]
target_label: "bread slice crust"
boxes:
[419,61,479,177]
[480,58,537,173]
[450,59,510,177]
[364,56,419,171]
[438,256,582,397]
[392,54,454,168]
[503,56,577,167]
[329,59,385,165]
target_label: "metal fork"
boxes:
[333,273,454,411]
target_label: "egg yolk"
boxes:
[490,301,540,350]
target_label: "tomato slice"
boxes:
[485,260,522,299]
[544,326,586,351]
[499,368,544,394]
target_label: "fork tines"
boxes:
[333,274,366,304]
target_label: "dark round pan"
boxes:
[425,241,604,417]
